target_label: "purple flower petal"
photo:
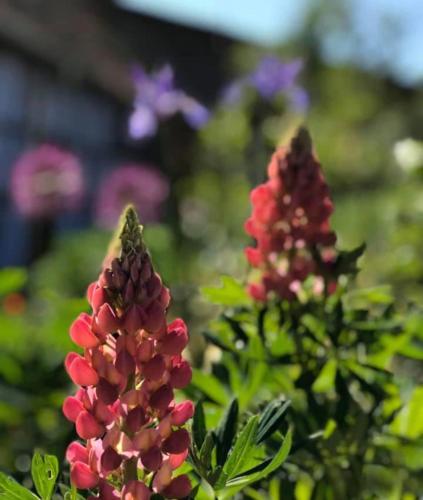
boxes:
[153,64,174,93]
[155,90,184,118]
[129,63,210,138]
[180,95,210,128]
[288,87,309,112]
[221,79,245,105]
[250,56,304,99]
[129,106,158,140]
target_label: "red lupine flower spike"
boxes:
[245,127,338,301]
[64,206,192,497]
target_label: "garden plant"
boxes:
[0,128,422,499]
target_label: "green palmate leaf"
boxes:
[226,428,292,488]
[193,401,207,450]
[0,472,39,499]
[0,268,27,295]
[191,370,229,405]
[31,453,59,500]
[216,398,239,466]
[256,400,290,445]
[312,359,337,393]
[215,415,259,489]
[201,276,252,306]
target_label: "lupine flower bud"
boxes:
[162,429,190,454]
[161,475,192,499]
[63,396,84,422]
[70,314,100,348]
[140,446,163,471]
[96,303,120,333]
[245,128,338,301]
[169,450,189,470]
[171,401,195,426]
[150,384,173,412]
[159,320,189,356]
[126,407,147,434]
[121,480,152,500]
[96,378,119,405]
[116,349,136,377]
[64,207,192,498]
[66,442,89,464]
[75,411,105,439]
[66,354,99,386]
[101,447,123,473]
[91,286,107,312]
[143,355,166,380]
[71,461,99,489]
[169,360,192,389]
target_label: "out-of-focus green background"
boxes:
[0,0,422,487]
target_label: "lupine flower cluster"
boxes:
[222,55,309,112]
[129,64,209,141]
[10,144,85,219]
[63,207,193,499]
[245,128,337,302]
[95,164,169,229]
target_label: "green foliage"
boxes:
[0,472,38,499]
[31,453,59,500]
[190,399,292,497]
[0,453,59,500]
[0,268,27,296]
[202,276,252,307]
[196,255,423,498]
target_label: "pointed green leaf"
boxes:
[0,472,39,499]
[191,370,229,406]
[31,453,59,500]
[312,359,337,393]
[226,428,292,488]
[215,415,259,490]
[216,398,239,465]
[199,431,216,470]
[193,401,207,450]
[256,400,290,444]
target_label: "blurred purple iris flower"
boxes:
[10,144,85,219]
[95,164,169,229]
[129,64,210,140]
[221,56,308,112]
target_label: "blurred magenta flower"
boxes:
[95,164,169,228]
[10,144,85,219]
[221,56,308,112]
[129,64,209,140]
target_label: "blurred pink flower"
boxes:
[95,164,169,229]
[10,144,85,218]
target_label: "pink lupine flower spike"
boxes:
[245,128,338,302]
[63,206,193,499]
